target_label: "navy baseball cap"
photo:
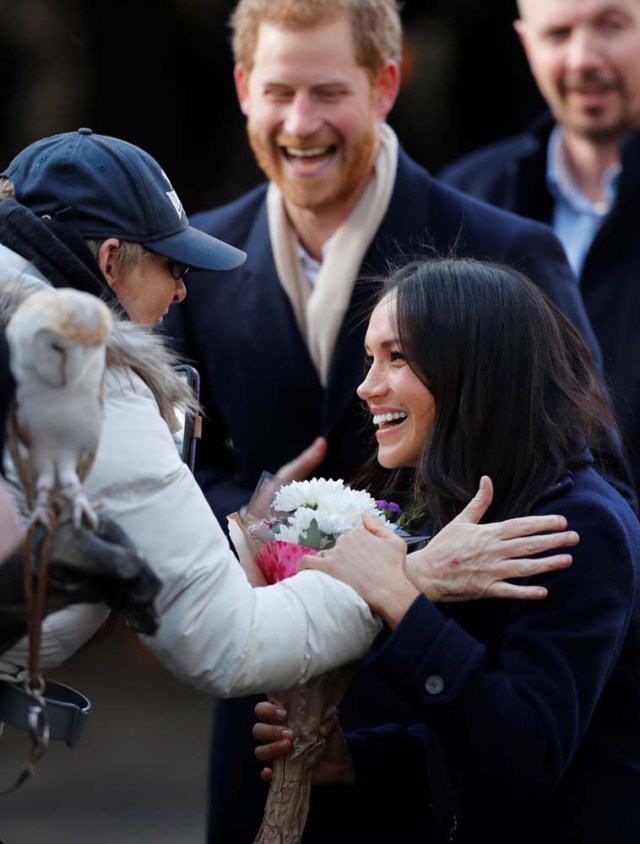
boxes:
[2,128,246,272]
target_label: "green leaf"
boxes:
[304,518,323,550]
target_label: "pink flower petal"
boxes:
[255,541,318,584]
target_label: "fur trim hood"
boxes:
[0,270,199,430]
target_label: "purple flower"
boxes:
[375,500,402,521]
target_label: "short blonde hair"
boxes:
[230,0,402,74]
[85,239,153,272]
[0,177,16,200]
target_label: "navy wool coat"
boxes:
[348,455,640,843]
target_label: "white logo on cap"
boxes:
[166,190,184,219]
[160,168,185,219]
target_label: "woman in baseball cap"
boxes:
[0,128,246,324]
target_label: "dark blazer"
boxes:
[350,455,640,843]
[161,145,613,844]
[440,114,640,496]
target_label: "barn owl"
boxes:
[6,287,113,529]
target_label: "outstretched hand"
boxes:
[302,475,578,620]
[406,475,579,601]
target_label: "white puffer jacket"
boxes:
[0,260,380,695]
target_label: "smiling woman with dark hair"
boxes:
[256,257,640,844]
[356,258,613,526]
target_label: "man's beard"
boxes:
[564,108,635,144]
[246,121,380,214]
[560,71,636,143]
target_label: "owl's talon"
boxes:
[29,487,54,530]
[28,505,53,532]
[71,494,99,531]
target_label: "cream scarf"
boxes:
[267,123,399,385]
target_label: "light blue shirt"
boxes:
[297,239,322,286]
[296,235,336,286]
[546,125,621,279]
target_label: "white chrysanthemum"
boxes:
[273,478,390,546]
[275,478,377,513]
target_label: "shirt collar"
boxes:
[296,235,334,286]
[546,124,621,216]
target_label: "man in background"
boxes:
[161,1,624,840]
[441,0,640,494]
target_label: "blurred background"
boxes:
[0,1,544,841]
[0,0,544,212]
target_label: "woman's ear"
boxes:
[96,238,121,290]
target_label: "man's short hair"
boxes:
[230,0,403,74]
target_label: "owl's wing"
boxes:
[6,402,36,511]
[76,383,106,486]
[76,447,98,488]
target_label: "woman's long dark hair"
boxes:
[353,258,614,528]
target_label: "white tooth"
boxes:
[286,146,329,158]
[372,412,407,427]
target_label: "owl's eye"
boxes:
[51,342,65,354]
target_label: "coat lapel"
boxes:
[239,200,321,394]
[324,149,434,433]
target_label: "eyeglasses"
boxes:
[166,259,191,280]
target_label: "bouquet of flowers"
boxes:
[227,473,397,844]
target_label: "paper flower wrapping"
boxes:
[226,473,396,844]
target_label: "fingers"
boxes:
[255,700,287,722]
[484,582,549,600]
[503,530,579,557]
[253,725,293,762]
[496,552,573,580]
[320,710,340,740]
[361,511,404,543]
[299,552,321,572]
[276,436,328,483]
[253,721,293,745]
[481,553,573,601]
[253,700,293,762]
[499,513,570,539]
[454,476,493,525]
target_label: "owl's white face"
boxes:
[32,329,106,388]
[7,288,112,390]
